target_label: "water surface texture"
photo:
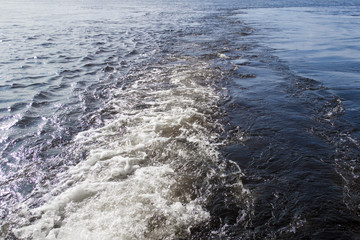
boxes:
[1,0,360,239]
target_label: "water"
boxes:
[1,0,360,239]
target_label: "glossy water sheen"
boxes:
[1,0,360,239]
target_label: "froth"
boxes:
[15,166,209,240]
[14,57,247,239]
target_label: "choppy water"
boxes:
[1,0,360,239]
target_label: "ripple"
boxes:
[10,83,27,89]
[9,102,29,113]
[12,114,44,128]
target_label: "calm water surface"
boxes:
[1,0,360,239]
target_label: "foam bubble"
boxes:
[15,166,209,240]
[14,57,248,239]
[217,53,230,59]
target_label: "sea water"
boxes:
[1,0,360,239]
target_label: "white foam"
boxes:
[15,166,209,240]
[14,57,247,239]
[217,53,230,59]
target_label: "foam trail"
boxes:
[14,57,247,239]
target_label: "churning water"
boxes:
[1,0,360,239]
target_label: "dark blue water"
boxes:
[1,0,360,239]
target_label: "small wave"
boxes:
[9,102,29,113]
[13,115,43,129]
[33,91,57,102]
[11,83,27,89]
